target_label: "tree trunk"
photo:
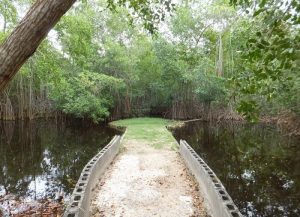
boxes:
[229,31,234,75]
[216,34,223,77]
[0,0,76,92]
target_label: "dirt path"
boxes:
[90,119,207,217]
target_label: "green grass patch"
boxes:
[110,117,181,149]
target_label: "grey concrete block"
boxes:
[63,135,122,217]
[179,140,242,217]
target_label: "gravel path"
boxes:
[90,128,207,217]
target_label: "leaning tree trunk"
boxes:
[0,0,76,92]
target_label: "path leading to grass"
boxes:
[90,118,207,217]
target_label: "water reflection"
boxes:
[172,121,300,217]
[0,119,120,200]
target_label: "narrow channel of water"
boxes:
[172,121,300,217]
[0,119,120,202]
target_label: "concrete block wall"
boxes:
[180,140,242,217]
[64,135,122,217]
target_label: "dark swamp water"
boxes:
[172,121,300,217]
[0,119,120,205]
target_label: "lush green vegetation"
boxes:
[0,0,299,125]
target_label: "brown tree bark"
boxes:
[0,0,76,92]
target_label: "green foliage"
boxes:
[51,71,124,123]
[1,0,299,123]
[0,31,7,42]
[195,72,226,104]
[106,0,175,34]
[230,0,300,119]
[236,100,259,121]
[56,9,97,68]
[0,0,17,31]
